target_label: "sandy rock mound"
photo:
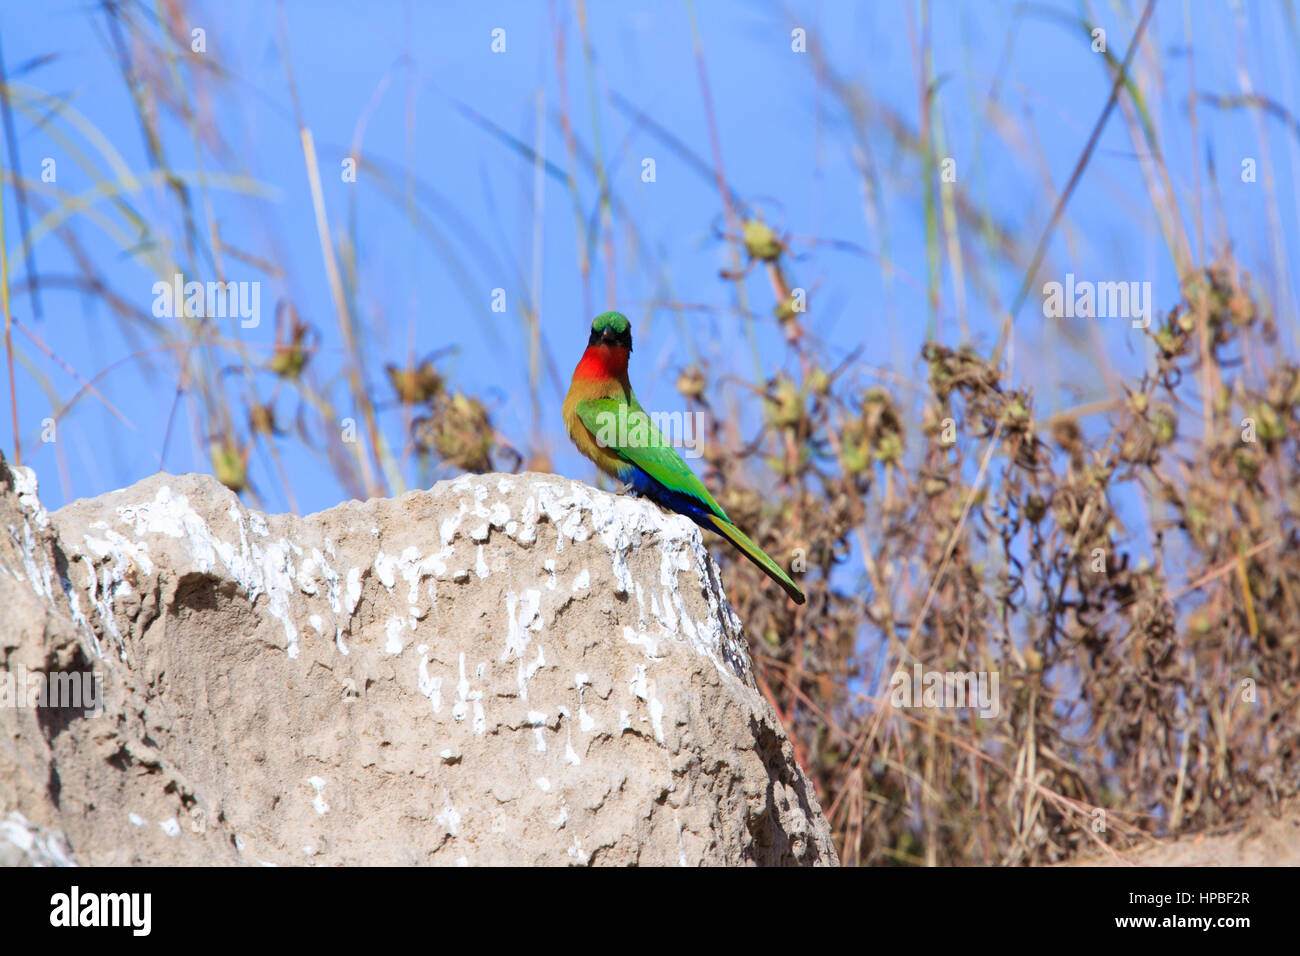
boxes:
[0,453,835,866]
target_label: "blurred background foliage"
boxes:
[3,0,1299,863]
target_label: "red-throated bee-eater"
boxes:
[562,311,805,604]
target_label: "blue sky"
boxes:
[2,0,1297,514]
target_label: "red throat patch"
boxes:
[573,344,629,381]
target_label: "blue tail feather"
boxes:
[618,464,719,530]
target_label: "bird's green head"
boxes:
[588,311,632,351]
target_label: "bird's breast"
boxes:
[563,379,630,480]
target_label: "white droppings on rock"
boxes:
[297,556,319,595]
[308,777,330,815]
[374,551,398,590]
[503,589,543,700]
[12,466,49,529]
[527,710,548,752]
[624,626,662,661]
[344,567,362,615]
[11,519,55,606]
[0,811,75,866]
[509,477,751,680]
[418,648,444,713]
[575,673,598,733]
[649,696,666,745]
[526,644,545,686]
[436,799,461,837]
[81,528,153,577]
[440,504,466,551]
[451,652,485,733]
[384,616,408,654]
[106,489,311,659]
[568,835,588,864]
[472,700,485,734]
[397,546,441,604]
[515,495,539,546]
[312,548,341,614]
[630,664,649,702]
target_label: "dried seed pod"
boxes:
[676,365,707,401]
[248,402,279,437]
[387,360,445,405]
[210,437,247,493]
[764,374,805,430]
[741,218,783,262]
[425,391,494,473]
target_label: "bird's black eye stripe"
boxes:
[588,325,633,349]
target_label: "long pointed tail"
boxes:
[699,513,806,605]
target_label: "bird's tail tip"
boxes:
[702,513,806,605]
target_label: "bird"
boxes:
[563,311,805,604]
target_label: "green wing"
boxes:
[575,396,729,521]
[576,395,806,604]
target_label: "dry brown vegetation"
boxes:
[718,256,1299,865]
